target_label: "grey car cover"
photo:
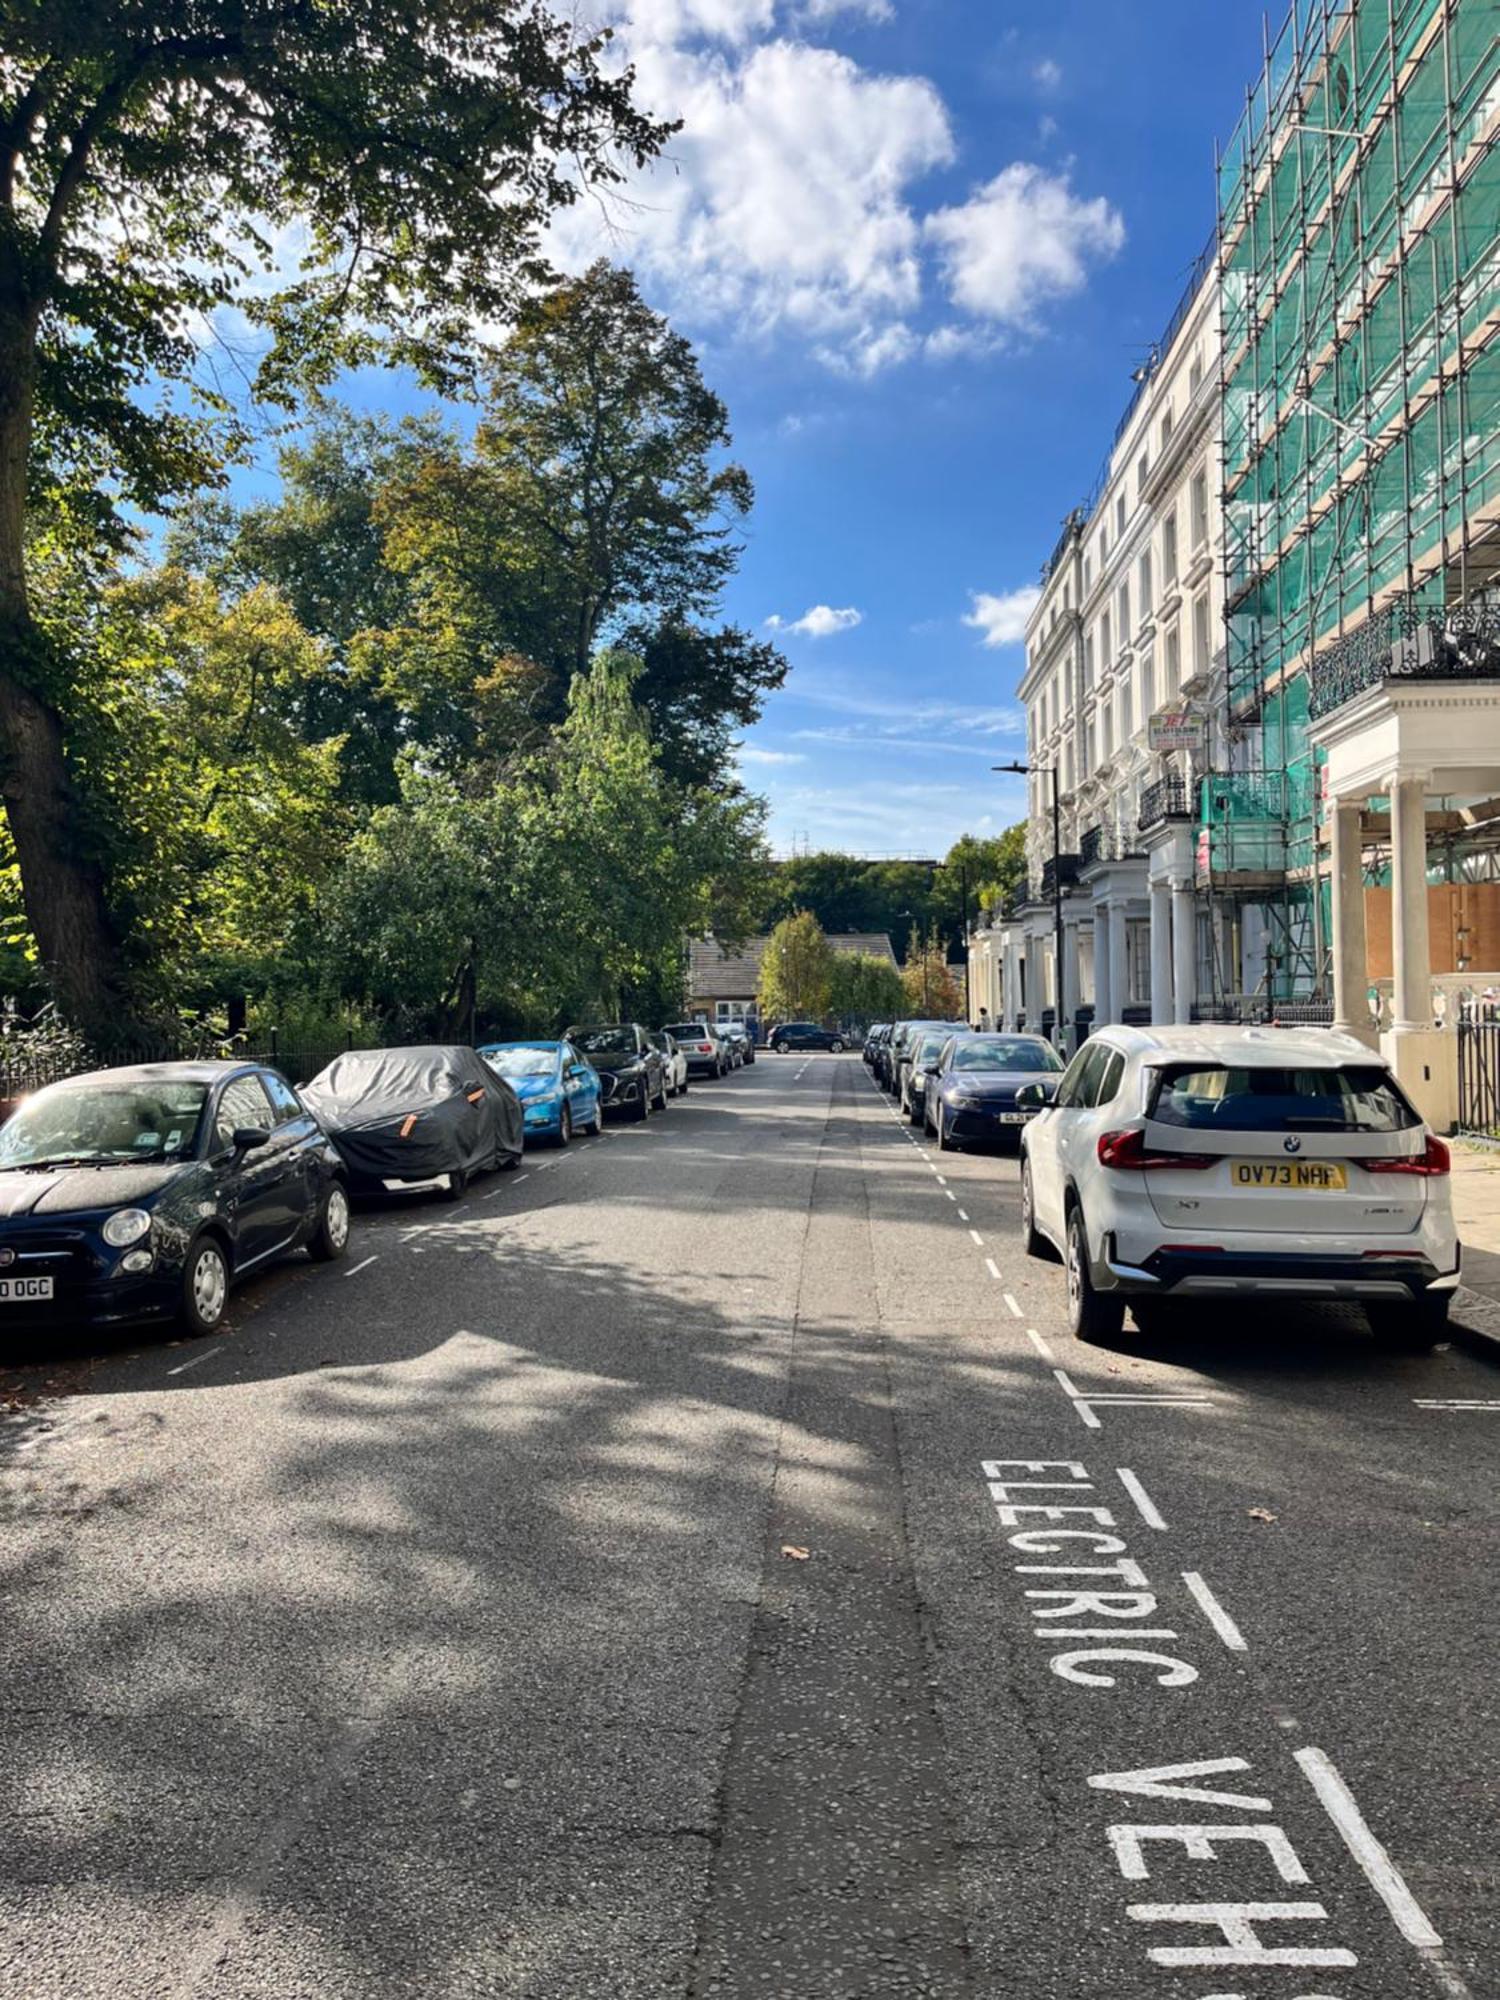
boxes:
[302,1046,523,1187]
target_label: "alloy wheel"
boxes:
[325,1185,350,1251]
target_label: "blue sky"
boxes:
[336,1,1270,856]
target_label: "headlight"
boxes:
[103,1208,152,1248]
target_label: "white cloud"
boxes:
[553,31,953,370]
[766,604,864,638]
[737,745,807,765]
[1033,57,1063,91]
[618,0,776,45]
[927,164,1125,329]
[963,585,1042,647]
[800,0,895,18]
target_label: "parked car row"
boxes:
[0,1015,763,1343]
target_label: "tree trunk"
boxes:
[0,315,135,1044]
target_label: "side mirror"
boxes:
[1013,1083,1047,1112]
[231,1125,270,1153]
[923,1059,941,1074]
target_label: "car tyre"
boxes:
[631,1094,649,1123]
[1019,1157,1051,1261]
[936,1108,957,1152]
[181,1234,230,1337]
[655,1076,670,1112]
[1065,1201,1124,1344]
[774,1039,791,1054]
[830,1038,845,1053]
[441,1167,467,1201]
[907,1093,924,1127]
[556,1104,572,1148]
[307,1182,351,1262]
[1367,1293,1448,1351]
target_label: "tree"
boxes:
[0,1,670,1037]
[758,911,833,1024]
[477,262,757,680]
[827,952,906,1028]
[901,926,962,1019]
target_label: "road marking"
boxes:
[342,1256,378,1279]
[957,1208,970,1222]
[1116,1467,1168,1530]
[1294,1746,1470,1993]
[1182,1571,1248,1652]
[166,1345,223,1377]
[1025,1326,1056,1360]
[945,1189,957,1202]
[1003,1291,1022,1317]
[513,1173,530,1184]
[1412,1399,1500,1410]
[1053,1368,1215,1428]
[935,1172,947,1184]
[985,1257,1002,1281]
[969,1228,985,1247]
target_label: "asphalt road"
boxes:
[1,1054,1497,2000]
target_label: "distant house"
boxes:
[687,933,898,1025]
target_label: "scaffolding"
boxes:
[1209,0,1500,1002]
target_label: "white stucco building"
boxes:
[978,248,1224,1045]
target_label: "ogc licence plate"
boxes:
[0,1276,54,1301]
[1231,1161,1347,1191]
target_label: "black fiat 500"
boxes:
[0,1061,351,1339]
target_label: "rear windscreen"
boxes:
[1148,1064,1420,1133]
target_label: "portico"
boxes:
[1312,670,1500,1130]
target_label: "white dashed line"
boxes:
[944,1189,957,1202]
[166,1345,222,1377]
[1294,1747,1462,1982]
[1412,1399,1500,1410]
[968,1228,985,1248]
[934,1173,947,1185]
[1182,1570,1248,1651]
[1002,1292,1022,1318]
[985,1257,1002,1282]
[342,1256,378,1279]
[957,1209,970,1223]
[1053,1368,1102,1428]
[1025,1326,1056,1361]
[1115,1466,1168,1530]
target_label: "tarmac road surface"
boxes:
[1,1054,1496,1999]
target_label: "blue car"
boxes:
[477,1040,604,1146]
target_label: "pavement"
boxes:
[0,1056,1496,1999]
[1445,1144,1500,1346]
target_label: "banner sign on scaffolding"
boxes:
[1148,708,1206,752]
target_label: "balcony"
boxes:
[1137,777,1190,832]
[1308,600,1500,721]
[1079,824,1144,869]
[1036,853,1081,901]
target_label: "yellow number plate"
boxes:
[1230,1160,1347,1191]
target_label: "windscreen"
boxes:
[572,1027,637,1055]
[483,1046,556,1078]
[952,1040,1064,1073]
[0,1081,209,1166]
[916,1031,955,1061]
[1148,1064,1420,1133]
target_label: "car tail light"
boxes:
[1097,1128,1221,1171]
[1365,1135,1451,1177]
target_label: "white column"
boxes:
[1330,798,1369,1038]
[1059,921,1080,1049]
[1149,880,1173,1024]
[1107,900,1129,1025]
[1001,939,1020,1030]
[1171,878,1196,1025]
[1390,774,1432,1032]
[1091,901,1113,1026]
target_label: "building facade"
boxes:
[990,243,1225,1047]
[980,0,1499,1126]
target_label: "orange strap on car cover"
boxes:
[466,1088,485,1102]
[399,1114,418,1138]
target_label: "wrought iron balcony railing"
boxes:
[1079,824,1144,868]
[1308,599,1500,721]
[1137,777,1190,832]
[1039,853,1081,900]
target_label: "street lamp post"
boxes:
[995,760,1067,1050]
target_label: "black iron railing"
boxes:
[1040,853,1081,899]
[1080,824,1143,868]
[1458,999,1500,1138]
[1308,599,1500,720]
[1138,777,1190,831]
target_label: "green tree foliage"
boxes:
[827,952,906,1028]
[317,655,763,1036]
[757,911,833,1024]
[900,926,963,1019]
[0,0,670,1037]
[767,828,1028,961]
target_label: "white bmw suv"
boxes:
[1017,1024,1460,1348]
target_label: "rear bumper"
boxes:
[1099,1235,1461,1304]
[682,1057,719,1075]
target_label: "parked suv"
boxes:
[767,1022,847,1054]
[664,1023,727,1079]
[566,1024,668,1121]
[1018,1024,1460,1347]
